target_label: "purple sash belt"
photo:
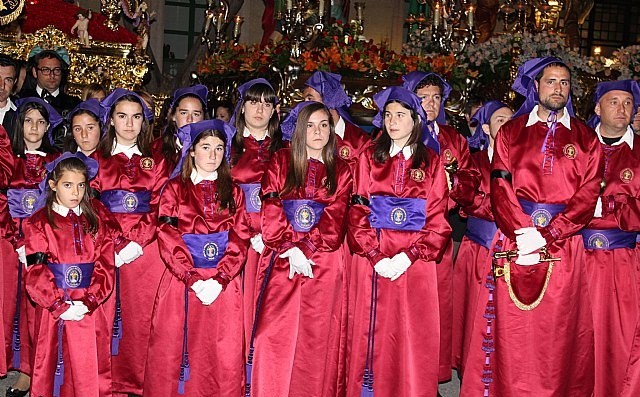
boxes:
[7,189,40,218]
[581,228,638,250]
[182,231,229,268]
[47,263,94,289]
[239,183,262,213]
[283,199,326,232]
[466,216,498,249]
[100,190,151,214]
[369,195,427,231]
[518,198,566,228]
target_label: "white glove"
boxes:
[389,252,413,281]
[190,279,206,294]
[194,278,223,305]
[515,252,541,266]
[59,301,89,321]
[514,227,547,255]
[117,241,144,264]
[114,253,124,268]
[374,258,395,279]
[279,247,314,279]
[15,246,26,266]
[593,197,603,218]
[250,234,265,254]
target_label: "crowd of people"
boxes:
[0,46,638,397]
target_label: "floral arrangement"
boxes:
[611,45,640,80]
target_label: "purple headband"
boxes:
[230,78,279,125]
[305,71,352,110]
[587,79,640,128]
[512,56,575,118]
[67,98,104,123]
[35,151,99,212]
[170,84,209,112]
[100,88,154,129]
[171,119,237,179]
[373,86,440,154]
[281,101,320,141]
[402,71,452,125]
[16,97,63,146]
[468,100,510,150]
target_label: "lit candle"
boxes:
[216,12,224,31]
[357,4,363,21]
[234,15,243,36]
[468,5,474,28]
[434,2,440,28]
[286,0,293,10]
[319,0,325,17]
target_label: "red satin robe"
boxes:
[451,148,496,374]
[583,135,640,397]
[251,149,353,397]
[144,178,251,397]
[91,150,169,395]
[336,121,370,166]
[23,200,115,397]
[0,125,14,376]
[461,115,603,396]
[346,144,451,397]
[3,151,59,375]
[436,123,478,381]
[230,135,274,358]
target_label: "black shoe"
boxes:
[6,387,29,397]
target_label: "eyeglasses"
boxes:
[36,67,63,76]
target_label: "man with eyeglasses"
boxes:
[0,54,18,138]
[19,49,80,148]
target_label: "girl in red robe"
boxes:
[144,119,250,396]
[229,78,284,356]
[4,98,62,397]
[22,153,114,397]
[346,87,451,397]
[91,89,169,396]
[249,101,352,396]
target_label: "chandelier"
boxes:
[499,0,564,34]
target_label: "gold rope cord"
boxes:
[501,261,555,311]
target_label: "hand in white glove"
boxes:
[515,252,541,266]
[374,258,395,279]
[389,252,413,281]
[279,247,314,279]
[59,301,89,321]
[514,227,547,255]
[15,246,26,266]
[593,197,603,218]
[117,241,144,264]
[190,279,206,294]
[250,234,265,254]
[195,278,223,305]
[114,253,124,268]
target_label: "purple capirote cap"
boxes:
[587,79,640,128]
[230,78,279,125]
[100,88,154,128]
[171,119,237,179]
[402,71,452,125]
[16,97,63,146]
[468,100,510,150]
[67,98,104,123]
[372,86,440,154]
[281,101,320,141]
[305,71,352,110]
[512,56,575,118]
[170,84,209,112]
[34,151,99,212]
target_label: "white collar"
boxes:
[334,116,345,140]
[25,149,47,157]
[111,142,142,158]
[308,155,325,163]
[52,201,82,217]
[36,86,60,98]
[526,105,572,130]
[488,145,494,162]
[0,98,15,113]
[595,124,634,149]
[175,136,183,150]
[243,126,270,141]
[431,122,440,136]
[389,143,413,159]
[190,169,218,184]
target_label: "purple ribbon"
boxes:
[7,189,40,218]
[47,263,94,289]
[100,189,152,214]
[178,285,191,394]
[239,183,262,213]
[282,199,326,232]
[368,195,427,231]
[111,268,122,356]
[181,231,229,268]
[53,319,65,397]
[541,111,558,175]
[466,217,498,250]
[580,228,638,250]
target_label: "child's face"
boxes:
[191,135,224,176]
[49,170,86,209]
[111,100,143,146]
[23,108,48,147]
[72,113,101,155]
